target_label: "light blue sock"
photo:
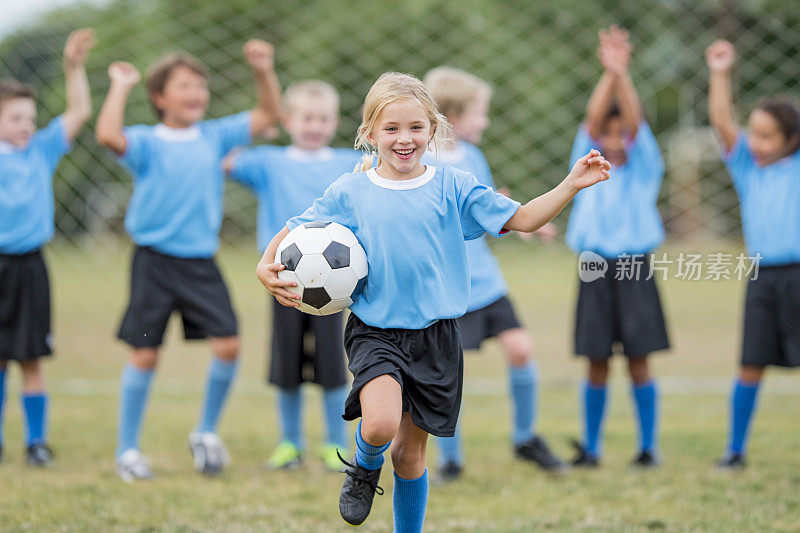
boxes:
[117,364,154,457]
[583,382,607,457]
[278,386,303,448]
[393,469,428,533]
[21,392,47,446]
[632,380,658,453]
[0,367,6,446]
[728,379,760,454]
[510,363,537,445]
[436,426,463,466]
[322,385,348,448]
[198,357,238,434]
[355,420,390,470]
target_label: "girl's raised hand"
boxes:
[567,149,611,191]
[256,261,301,308]
[108,61,141,87]
[64,28,96,68]
[706,40,735,73]
[244,39,275,72]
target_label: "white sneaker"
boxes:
[116,449,154,483]
[188,431,230,476]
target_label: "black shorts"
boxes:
[457,295,522,350]
[575,258,670,359]
[0,250,52,361]
[117,247,238,348]
[269,299,347,388]
[342,314,463,437]
[741,263,800,368]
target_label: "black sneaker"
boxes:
[632,450,661,468]
[26,442,54,467]
[434,460,463,485]
[716,452,746,470]
[338,451,383,526]
[570,440,599,468]
[515,435,568,473]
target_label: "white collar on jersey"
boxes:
[0,141,18,154]
[434,143,467,165]
[286,145,334,162]
[154,123,201,142]
[366,165,435,190]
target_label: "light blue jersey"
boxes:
[230,145,361,252]
[287,165,520,329]
[119,112,251,258]
[566,121,665,258]
[423,143,508,311]
[723,135,800,266]
[0,116,69,254]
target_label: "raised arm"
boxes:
[585,72,616,140]
[243,39,282,138]
[602,27,641,137]
[705,40,739,152]
[95,62,141,155]
[504,150,610,233]
[61,28,96,141]
[256,226,302,307]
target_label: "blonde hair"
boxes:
[423,66,491,120]
[354,72,452,172]
[283,80,340,115]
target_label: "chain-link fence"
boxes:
[1,0,798,263]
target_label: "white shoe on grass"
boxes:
[189,431,230,476]
[116,449,154,483]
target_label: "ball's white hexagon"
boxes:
[297,301,323,316]
[295,227,332,255]
[276,269,303,299]
[349,244,368,279]
[325,222,358,247]
[294,253,332,288]
[278,224,304,252]
[318,297,353,315]
[325,267,359,300]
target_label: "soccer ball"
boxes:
[276,221,368,315]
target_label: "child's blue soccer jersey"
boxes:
[229,145,361,252]
[566,121,665,257]
[0,116,69,254]
[723,135,800,266]
[120,112,251,258]
[423,143,508,312]
[287,165,520,329]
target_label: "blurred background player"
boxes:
[224,80,360,470]
[422,66,565,483]
[705,40,800,469]
[95,40,281,481]
[566,26,670,468]
[0,29,95,467]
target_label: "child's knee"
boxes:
[210,336,240,361]
[627,356,650,384]
[588,358,610,384]
[130,348,159,370]
[360,416,398,445]
[390,441,425,471]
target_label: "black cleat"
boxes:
[570,440,600,468]
[515,435,568,473]
[26,442,54,467]
[338,451,383,526]
[716,452,746,470]
[632,450,661,468]
[434,460,463,485]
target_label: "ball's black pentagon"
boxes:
[303,287,332,309]
[323,241,350,269]
[353,275,367,298]
[303,221,331,229]
[280,243,302,271]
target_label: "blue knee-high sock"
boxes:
[278,386,303,448]
[509,363,537,445]
[632,380,658,453]
[22,392,47,446]
[198,358,238,434]
[728,379,760,455]
[117,364,154,457]
[583,382,607,457]
[0,368,6,446]
[436,426,463,466]
[355,420,390,470]
[322,385,348,448]
[393,469,428,533]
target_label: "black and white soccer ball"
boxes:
[276,221,368,315]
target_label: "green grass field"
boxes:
[1,240,798,532]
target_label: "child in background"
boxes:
[706,40,800,469]
[96,40,281,481]
[0,29,95,467]
[224,80,360,470]
[566,26,669,468]
[422,66,565,483]
[258,72,609,530]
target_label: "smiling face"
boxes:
[747,109,795,166]
[151,66,209,127]
[283,96,339,150]
[368,98,433,180]
[449,93,489,145]
[0,97,36,148]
